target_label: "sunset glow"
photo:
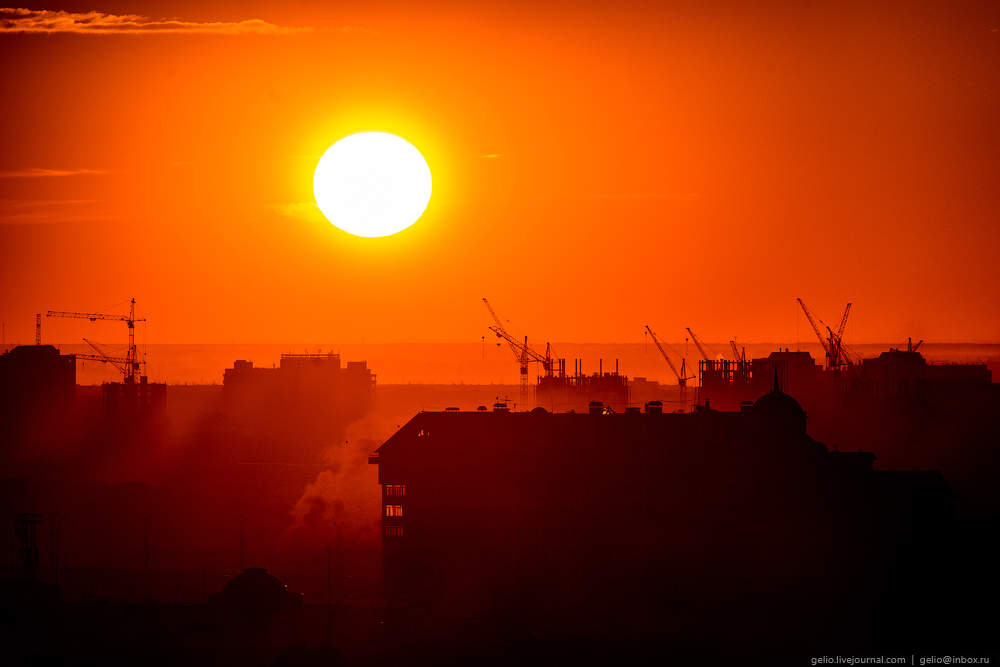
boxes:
[0,3,997,661]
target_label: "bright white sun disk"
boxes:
[313,132,432,237]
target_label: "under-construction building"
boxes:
[700,347,992,411]
[102,375,166,420]
[698,349,821,412]
[535,360,629,413]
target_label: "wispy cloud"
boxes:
[337,25,378,37]
[0,167,111,178]
[445,192,702,205]
[480,154,500,159]
[272,202,326,222]
[0,8,311,35]
[0,199,120,225]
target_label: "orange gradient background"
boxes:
[1,0,998,348]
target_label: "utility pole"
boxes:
[327,545,332,645]
[335,522,345,596]
[140,515,151,570]
[238,519,247,571]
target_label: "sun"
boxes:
[313,132,432,237]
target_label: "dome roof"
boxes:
[751,389,806,420]
[209,566,302,614]
[222,567,290,602]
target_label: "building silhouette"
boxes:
[0,344,75,413]
[224,353,375,415]
[0,345,77,455]
[370,384,955,617]
[223,353,376,447]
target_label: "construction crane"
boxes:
[797,298,855,369]
[35,314,41,346]
[645,325,695,411]
[76,338,130,377]
[730,340,746,363]
[483,298,557,407]
[827,303,852,368]
[685,328,718,362]
[48,299,145,383]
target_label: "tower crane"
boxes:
[483,298,558,407]
[796,298,855,369]
[828,303,853,368]
[730,341,745,363]
[48,299,145,383]
[645,325,695,411]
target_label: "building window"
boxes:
[386,485,405,496]
[386,505,403,517]
[385,525,404,536]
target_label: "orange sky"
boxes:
[1,1,998,346]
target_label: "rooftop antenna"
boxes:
[14,505,43,579]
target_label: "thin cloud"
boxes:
[446,192,702,205]
[480,154,501,159]
[337,25,378,37]
[272,202,326,223]
[0,8,311,35]
[0,167,111,178]
[0,199,120,225]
